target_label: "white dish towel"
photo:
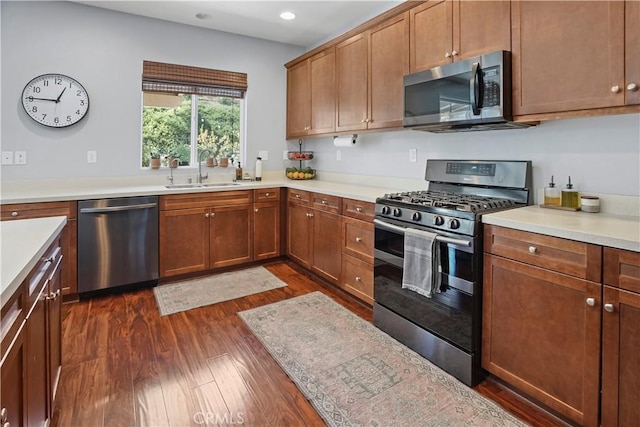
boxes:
[402,228,441,298]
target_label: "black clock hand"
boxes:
[55,87,66,103]
[28,96,57,102]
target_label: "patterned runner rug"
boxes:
[153,266,286,316]
[239,291,528,426]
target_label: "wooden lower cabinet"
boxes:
[253,202,280,261]
[1,323,26,427]
[339,201,375,304]
[311,209,342,283]
[210,204,253,268]
[160,207,210,277]
[342,254,373,304]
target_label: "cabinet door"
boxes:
[483,254,601,426]
[159,207,210,277]
[26,287,49,427]
[341,254,373,305]
[336,32,369,132]
[47,254,63,408]
[1,323,26,427]
[369,12,409,129]
[601,286,640,427]
[311,210,342,284]
[626,0,640,105]
[286,60,310,138]
[254,202,280,261]
[410,0,452,73]
[287,202,312,268]
[210,205,253,268]
[309,48,336,134]
[511,1,625,115]
[453,0,511,60]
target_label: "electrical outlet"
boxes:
[15,151,26,165]
[87,151,97,163]
[409,148,417,163]
[336,150,342,161]
[283,150,289,160]
[258,150,269,161]
[1,151,13,165]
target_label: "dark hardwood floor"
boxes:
[53,261,565,427]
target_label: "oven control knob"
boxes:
[448,219,460,229]
[392,208,402,217]
[433,216,445,226]
[381,206,391,215]
[411,211,421,221]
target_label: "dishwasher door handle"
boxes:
[80,202,158,214]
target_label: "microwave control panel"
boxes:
[482,67,501,107]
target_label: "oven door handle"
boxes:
[374,219,472,248]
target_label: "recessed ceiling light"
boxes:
[280,11,296,20]
[195,13,212,20]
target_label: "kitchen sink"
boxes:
[165,182,241,189]
[165,183,204,189]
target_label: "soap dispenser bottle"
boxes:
[544,176,561,206]
[561,176,579,209]
[236,161,243,181]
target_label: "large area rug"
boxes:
[153,266,286,316]
[239,291,528,427]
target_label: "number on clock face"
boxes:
[21,74,89,128]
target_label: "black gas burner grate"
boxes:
[381,190,516,213]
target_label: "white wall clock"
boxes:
[21,73,89,128]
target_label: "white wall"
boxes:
[1,1,303,181]
[2,1,639,199]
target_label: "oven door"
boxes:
[373,217,480,353]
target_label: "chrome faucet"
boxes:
[197,149,214,184]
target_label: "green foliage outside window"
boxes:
[141,95,240,167]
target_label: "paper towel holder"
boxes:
[333,134,358,146]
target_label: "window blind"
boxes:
[142,60,247,99]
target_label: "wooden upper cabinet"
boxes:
[309,48,336,135]
[369,11,409,129]
[410,0,511,73]
[286,60,311,138]
[626,0,640,105]
[336,32,369,132]
[511,1,626,115]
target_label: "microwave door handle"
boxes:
[470,62,482,115]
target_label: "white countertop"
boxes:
[483,205,640,252]
[1,216,67,305]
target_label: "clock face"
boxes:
[21,74,89,128]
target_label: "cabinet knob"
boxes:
[452,50,458,56]
[355,276,362,282]
[307,212,314,218]
[1,407,8,423]
[361,118,367,123]
[627,83,638,92]
[321,200,327,204]
[611,85,621,93]
[445,51,451,58]
[585,297,595,307]
[295,194,301,199]
[355,237,363,243]
[11,211,18,217]
[255,208,259,213]
[528,246,537,254]
[355,207,363,213]
[604,303,615,313]
[205,213,210,218]
[265,192,270,197]
[3,422,9,427]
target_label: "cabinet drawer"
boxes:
[254,188,281,202]
[484,225,602,282]
[312,193,341,214]
[160,190,252,210]
[342,254,373,305]
[604,247,640,293]
[288,188,311,205]
[1,201,77,221]
[342,217,374,263]
[342,198,375,221]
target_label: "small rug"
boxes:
[239,292,528,427]
[153,266,286,316]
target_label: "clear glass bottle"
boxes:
[544,176,561,206]
[561,176,580,208]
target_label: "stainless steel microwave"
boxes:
[403,50,531,132]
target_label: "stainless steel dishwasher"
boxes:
[78,196,159,295]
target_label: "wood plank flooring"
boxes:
[53,261,566,427]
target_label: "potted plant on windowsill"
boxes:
[150,152,162,169]
[168,152,180,169]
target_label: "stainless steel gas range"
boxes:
[373,159,532,386]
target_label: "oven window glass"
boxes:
[405,72,473,121]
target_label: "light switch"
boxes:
[283,150,289,160]
[15,151,26,165]
[87,151,97,163]
[409,148,417,163]
[258,150,269,161]
[1,151,13,165]
[336,150,342,161]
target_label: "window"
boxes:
[141,61,246,168]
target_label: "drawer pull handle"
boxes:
[355,237,362,243]
[265,192,270,197]
[355,207,363,212]
[11,211,18,217]
[585,298,595,307]
[355,276,361,282]
[295,194,301,199]
[321,200,327,204]
[1,407,7,423]
[604,303,614,313]
[255,209,259,213]
[528,246,537,254]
